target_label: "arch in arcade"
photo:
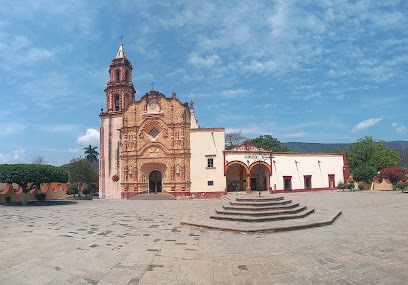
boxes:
[249,161,272,191]
[225,161,249,192]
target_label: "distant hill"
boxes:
[282,140,408,168]
[282,142,349,153]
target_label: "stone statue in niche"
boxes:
[181,164,185,181]
[170,165,175,181]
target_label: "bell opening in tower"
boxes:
[115,95,120,111]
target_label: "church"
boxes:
[99,43,349,199]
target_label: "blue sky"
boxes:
[1,0,407,166]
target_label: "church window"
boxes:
[148,127,160,138]
[207,158,214,168]
[114,95,120,111]
[116,70,120,82]
[208,181,214,186]
[125,70,129,82]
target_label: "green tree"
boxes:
[66,158,98,197]
[225,130,247,149]
[351,165,377,182]
[0,164,68,205]
[250,135,294,152]
[84,145,99,163]
[346,136,401,180]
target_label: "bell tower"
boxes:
[104,43,136,113]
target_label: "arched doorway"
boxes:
[149,170,162,193]
[249,162,271,191]
[225,161,249,192]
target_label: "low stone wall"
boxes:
[0,183,71,203]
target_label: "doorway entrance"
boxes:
[149,170,162,193]
[328,174,335,189]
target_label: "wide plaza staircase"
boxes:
[181,193,342,233]
[211,196,314,222]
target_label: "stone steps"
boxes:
[215,206,308,217]
[223,203,300,211]
[229,200,292,207]
[181,193,342,232]
[129,193,175,200]
[235,196,284,202]
[210,209,315,222]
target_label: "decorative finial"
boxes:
[118,35,124,43]
[149,82,155,91]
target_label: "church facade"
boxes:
[99,44,349,199]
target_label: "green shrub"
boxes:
[66,184,78,195]
[337,182,347,190]
[396,183,406,191]
[4,196,11,203]
[347,184,355,190]
[378,177,383,183]
[82,188,91,196]
[88,183,96,192]
[358,184,365,190]
[34,193,46,203]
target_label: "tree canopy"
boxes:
[225,130,247,149]
[345,136,401,178]
[0,164,68,205]
[351,165,377,182]
[66,158,98,196]
[250,135,294,152]
[84,145,99,163]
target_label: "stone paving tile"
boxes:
[1,191,408,284]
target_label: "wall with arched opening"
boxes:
[225,162,249,192]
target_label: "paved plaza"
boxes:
[1,191,408,285]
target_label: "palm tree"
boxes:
[84,145,99,163]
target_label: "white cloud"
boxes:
[52,124,79,132]
[0,148,26,163]
[188,53,220,67]
[283,132,308,138]
[77,129,100,145]
[396,125,407,135]
[352,118,382,133]
[392,123,398,127]
[220,89,248,98]
[68,148,79,153]
[0,123,26,136]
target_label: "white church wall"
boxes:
[190,128,225,194]
[224,151,345,191]
[270,154,344,190]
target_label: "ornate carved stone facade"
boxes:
[99,43,193,199]
[119,90,192,197]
